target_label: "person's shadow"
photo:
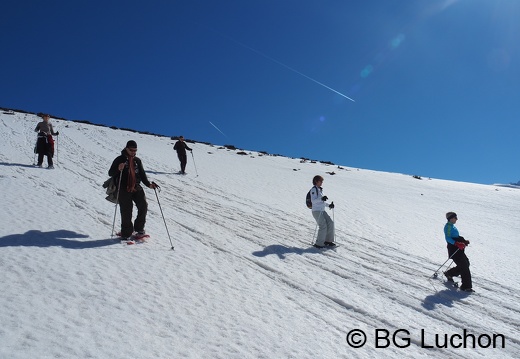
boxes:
[422,281,471,310]
[0,161,38,169]
[0,230,117,249]
[252,244,330,259]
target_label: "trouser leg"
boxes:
[454,253,472,289]
[445,250,472,289]
[312,211,328,246]
[118,190,134,237]
[323,211,334,242]
[47,151,53,166]
[133,189,148,233]
[180,155,188,173]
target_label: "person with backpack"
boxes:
[109,140,158,241]
[173,136,192,174]
[34,114,59,169]
[308,175,335,248]
[443,212,473,292]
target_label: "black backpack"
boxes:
[102,177,118,204]
[306,186,318,209]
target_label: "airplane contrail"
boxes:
[213,29,355,102]
[209,121,228,137]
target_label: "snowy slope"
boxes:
[1,111,519,359]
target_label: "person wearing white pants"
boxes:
[309,175,335,248]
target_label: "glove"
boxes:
[455,242,466,250]
[457,236,470,245]
[55,131,60,135]
[321,196,328,201]
[329,202,335,209]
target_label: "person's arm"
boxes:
[310,186,328,209]
[109,156,125,177]
[50,124,59,135]
[136,158,153,188]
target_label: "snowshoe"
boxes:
[134,232,150,243]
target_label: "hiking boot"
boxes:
[324,242,336,247]
[460,287,475,293]
[48,165,55,169]
[313,244,325,249]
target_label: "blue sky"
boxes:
[1,0,519,184]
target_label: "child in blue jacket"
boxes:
[444,212,473,292]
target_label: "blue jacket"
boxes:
[444,222,459,245]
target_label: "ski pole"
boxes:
[153,183,175,250]
[33,137,38,165]
[190,151,199,177]
[332,203,336,242]
[110,170,123,238]
[432,248,459,278]
[56,134,59,165]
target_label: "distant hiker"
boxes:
[309,175,335,248]
[173,136,192,174]
[109,140,158,240]
[34,114,59,169]
[443,212,473,292]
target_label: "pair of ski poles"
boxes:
[432,248,460,278]
[110,170,174,250]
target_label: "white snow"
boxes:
[1,111,519,358]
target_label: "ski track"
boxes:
[110,147,520,357]
[144,165,520,357]
[1,112,519,359]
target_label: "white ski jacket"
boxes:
[309,186,331,212]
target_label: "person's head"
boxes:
[42,114,50,121]
[446,212,457,223]
[312,175,324,186]
[179,136,185,142]
[125,140,137,156]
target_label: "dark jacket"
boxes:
[173,140,192,155]
[109,150,151,191]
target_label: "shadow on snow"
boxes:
[422,281,471,310]
[0,161,39,169]
[0,229,118,249]
[252,244,333,259]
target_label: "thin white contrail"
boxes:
[221,33,355,102]
[209,121,228,137]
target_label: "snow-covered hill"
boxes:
[1,111,519,358]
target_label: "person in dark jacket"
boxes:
[34,114,59,168]
[443,212,473,292]
[173,136,192,174]
[109,140,158,240]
